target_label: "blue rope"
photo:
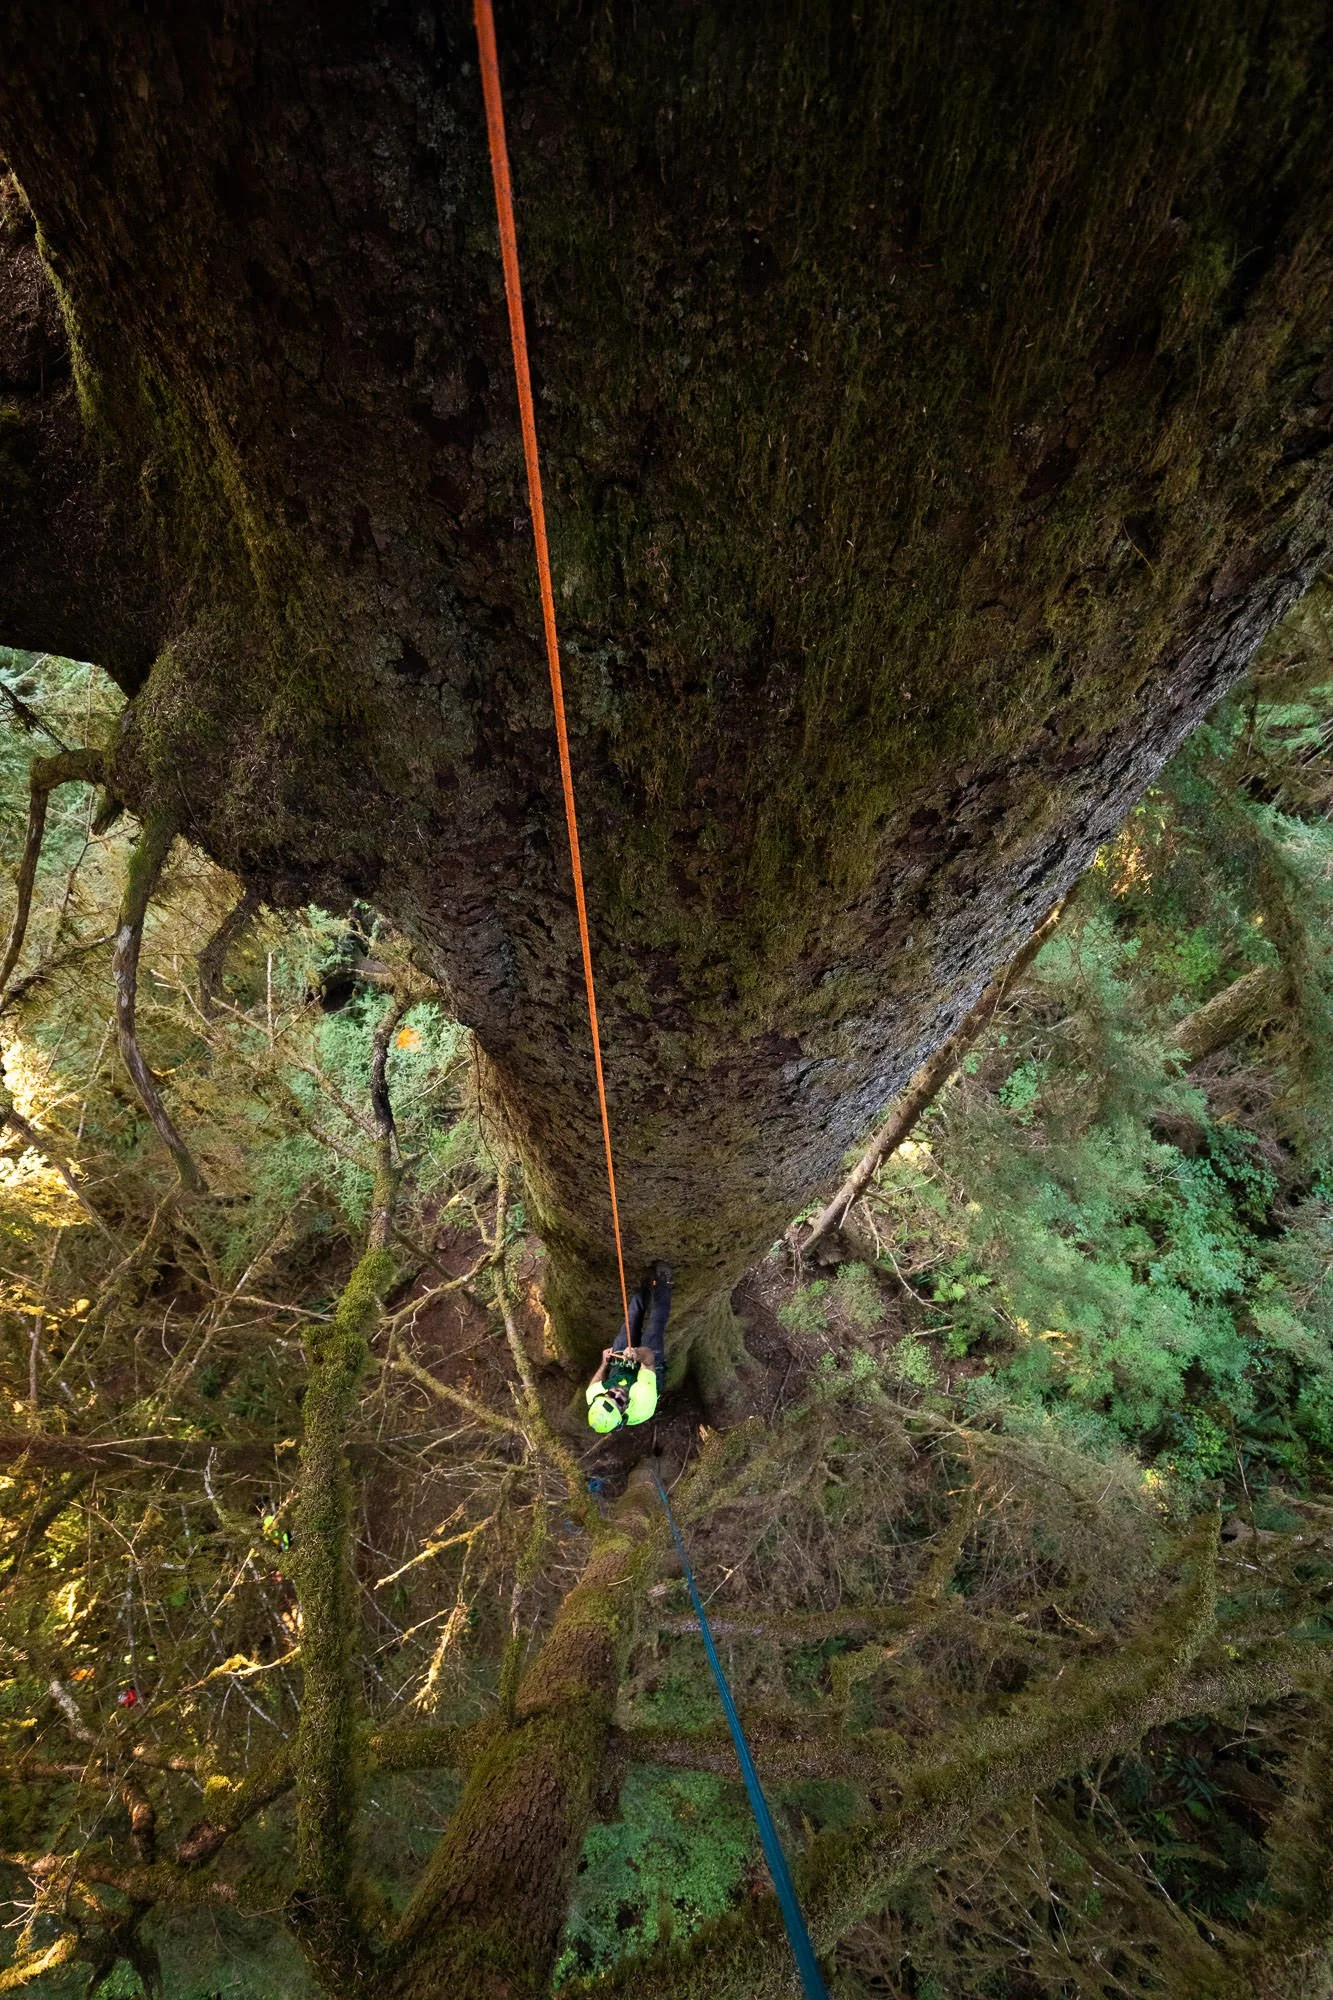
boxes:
[653,1469,829,1999]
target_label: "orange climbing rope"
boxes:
[473,0,632,1340]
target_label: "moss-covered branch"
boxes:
[1172,961,1286,1063]
[196,882,258,1018]
[380,1462,665,2000]
[286,1245,394,1993]
[569,1518,1271,1999]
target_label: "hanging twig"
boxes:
[112,816,204,1193]
[196,883,259,1018]
[369,991,408,1250]
[0,748,104,999]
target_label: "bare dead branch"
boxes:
[497,1252,600,1533]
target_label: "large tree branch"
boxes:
[285,996,411,1991]
[286,1246,393,1994]
[1172,961,1286,1064]
[569,1517,1261,1998]
[380,1461,666,2000]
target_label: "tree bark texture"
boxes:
[2,4,1333,1379]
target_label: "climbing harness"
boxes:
[475,15,830,1984]
[473,0,631,1341]
[654,1469,830,2000]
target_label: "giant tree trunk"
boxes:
[2,4,1332,1393]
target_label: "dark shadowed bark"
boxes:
[1,3,1332,1407]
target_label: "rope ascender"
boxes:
[472,9,830,1995]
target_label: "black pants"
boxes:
[613,1266,671,1385]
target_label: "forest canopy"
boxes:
[1,595,1332,1996]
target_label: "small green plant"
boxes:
[779,1279,830,1338]
[833,1261,883,1331]
[888,1332,934,1389]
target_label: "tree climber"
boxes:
[586,1261,673,1432]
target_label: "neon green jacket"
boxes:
[587,1364,659,1426]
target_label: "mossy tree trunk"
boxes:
[2,4,1333,1399]
[376,1463,661,1999]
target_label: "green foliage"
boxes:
[778,1278,829,1337]
[850,598,1333,1515]
[554,1766,755,1985]
[831,1261,882,1330]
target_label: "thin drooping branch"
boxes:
[0,665,69,748]
[368,991,407,1251]
[0,931,115,1020]
[196,883,259,1018]
[0,748,104,999]
[0,1095,115,1238]
[798,902,1062,1257]
[0,1473,90,1593]
[112,816,204,1193]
